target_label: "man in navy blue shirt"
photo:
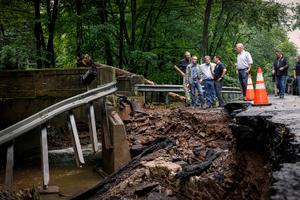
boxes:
[213,55,226,107]
[177,51,191,73]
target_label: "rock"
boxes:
[134,182,159,196]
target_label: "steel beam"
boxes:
[0,81,117,146]
[4,141,14,190]
[40,125,49,189]
[87,102,98,153]
[68,111,85,167]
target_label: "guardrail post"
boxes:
[67,111,85,167]
[40,124,49,189]
[5,140,14,190]
[87,102,98,153]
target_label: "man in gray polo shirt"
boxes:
[235,43,253,100]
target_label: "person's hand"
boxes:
[279,67,284,71]
[272,70,275,75]
[218,78,222,81]
[245,69,250,74]
[294,75,297,79]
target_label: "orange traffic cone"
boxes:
[245,74,255,101]
[253,67,271,106]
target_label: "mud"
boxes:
[74,108,271,200]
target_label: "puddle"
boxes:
[0,164,103,199]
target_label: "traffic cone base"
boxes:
[253,67,271,106]
[245,74,255,101]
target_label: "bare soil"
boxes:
[90,108,271,200]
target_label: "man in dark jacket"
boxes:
[177,51,191,73]
[272,49,289,98]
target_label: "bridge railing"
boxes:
[0,81,117,191]
[134,84,241,103]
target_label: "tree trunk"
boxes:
[34,0,43,69]
[76,0,83,60]
[131,0,136,49]
[117,0,125,69]
[45,0,59,68]
[201,0,213,57]
[99,0,113,66]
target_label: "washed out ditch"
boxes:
[1,102,297,200]
[71,102,297,200]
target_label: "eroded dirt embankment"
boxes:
[81,108,271,200]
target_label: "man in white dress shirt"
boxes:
[235,43,253,100]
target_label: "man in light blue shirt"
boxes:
[186,56,204,108]
[200,56,216,108]
[236,43,253,99]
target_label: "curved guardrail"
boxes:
[0,81,117,145]
[0,81,117,190]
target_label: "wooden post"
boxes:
[67,111,85,167]
[87,102,98,153]
[5,141,14,190]
[40,124,49,189]
[100,97,113,149]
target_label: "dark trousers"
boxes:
[297,76,300,95]
[204,79,216,107]
[214,80,224,106]
[276,75,287,96]
[238,69,248,97]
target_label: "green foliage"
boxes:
[0,0,298,88]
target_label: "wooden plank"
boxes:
[100,97,113,149]
[5,141,14,190]
[40,125,49,189]
[67,111,85,167]
[88,102,98,153]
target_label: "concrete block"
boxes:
[102,111,131,173]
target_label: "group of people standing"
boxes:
[177,52,226,108]
[177,42,300,109]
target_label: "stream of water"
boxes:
[0,164,103,199]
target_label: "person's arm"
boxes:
[246,52,253,73]
[294,63,297,79]
[218,64,227,81]
[272,60,276,75]
[279,57,289,71]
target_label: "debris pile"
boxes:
[81,108,271,200]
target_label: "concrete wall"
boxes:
[0,67,115,127]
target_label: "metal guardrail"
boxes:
[0,81,117,190]
[134,84,241,104]
[135,84,241,94]
[135,84,184,92]
[0,81,117,145]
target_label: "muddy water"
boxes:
[0,164,103,199]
